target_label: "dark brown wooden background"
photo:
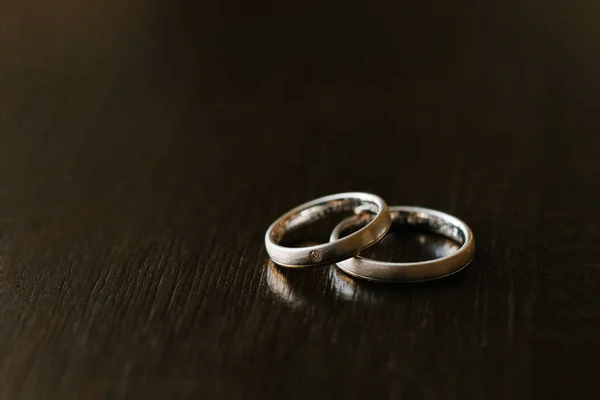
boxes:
[2,0,600,399]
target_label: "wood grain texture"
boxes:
[1,0,600,399]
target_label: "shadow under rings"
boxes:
[264,252,472,308]
[264,259,386,307]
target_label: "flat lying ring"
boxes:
[265,193,391,268]
[330,206,474,282]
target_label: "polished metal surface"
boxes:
[265,193,391,267]
[330,206,475,282]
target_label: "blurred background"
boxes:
[2,0,600,399]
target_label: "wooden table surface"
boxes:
[2,1,600,399]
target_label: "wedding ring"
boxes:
[265,193,391,267]
[330,206,474,282]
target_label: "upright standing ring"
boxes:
[330,206,474,282]
[265,193,392,268]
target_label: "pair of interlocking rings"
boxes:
[265,193,474,282]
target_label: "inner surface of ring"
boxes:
[339,210,466,246]
[270,198,379,245]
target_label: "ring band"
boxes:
[265,193,392,268]
[330,206,474,282]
